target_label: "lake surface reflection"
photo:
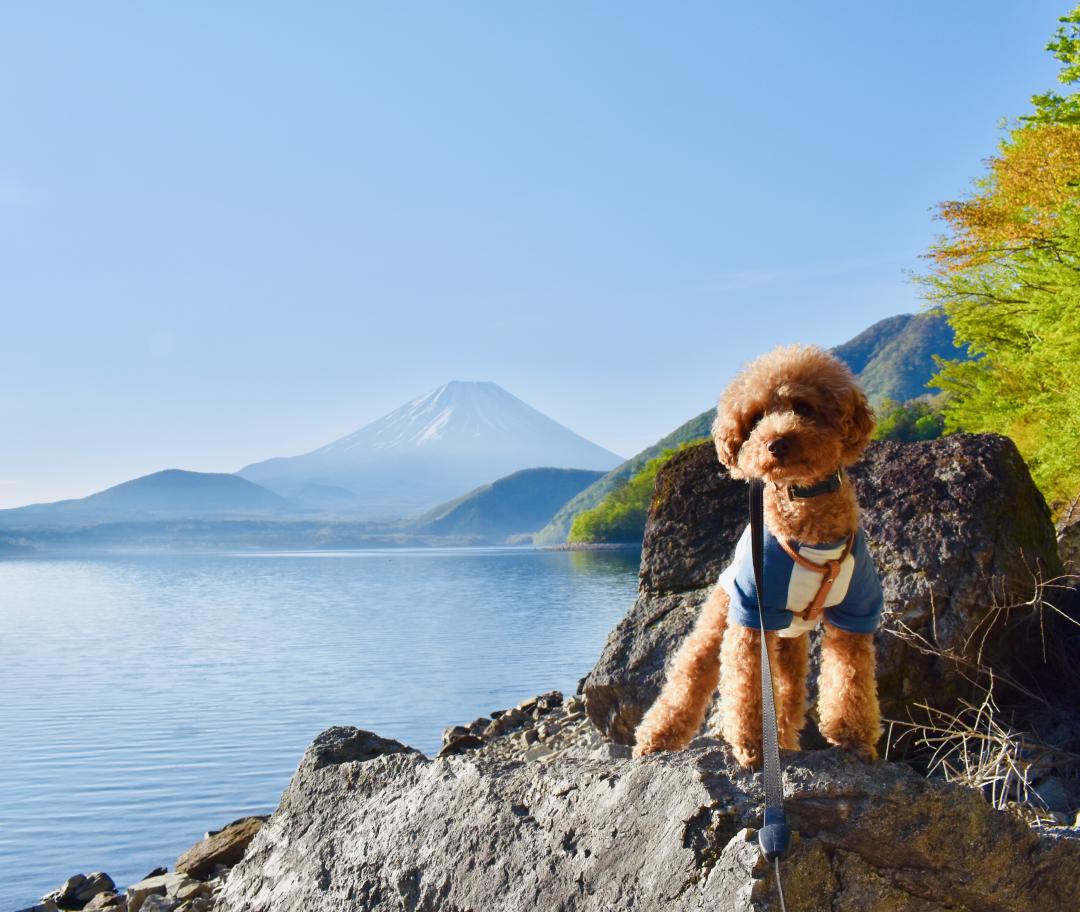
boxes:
[0,546,640,909]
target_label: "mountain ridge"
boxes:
[0,469,290,528]
[409,467,605,542]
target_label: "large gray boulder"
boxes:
[583,433,1068,747]
[216,726,1080,911]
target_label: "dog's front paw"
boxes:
[844,740,878,762]
[632,730,678,758]
[828,738,878,762]
[730,742,762,768]
[632,740,660,758]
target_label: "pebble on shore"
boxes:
[437,689,629,764]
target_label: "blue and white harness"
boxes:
[718,523,884,636]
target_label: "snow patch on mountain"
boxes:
[238,381,622,518]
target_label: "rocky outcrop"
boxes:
[583,433,1069,747]
[217,726,1080,912]
[1058,497,1080,574]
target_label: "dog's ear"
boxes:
[841,385,875,460]
[711,407,743,473]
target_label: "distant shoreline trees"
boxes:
[568,440,705,544]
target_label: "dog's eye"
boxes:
[746,411,764,429]
[792,401,814,419]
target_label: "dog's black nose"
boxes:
[767,437,790,458]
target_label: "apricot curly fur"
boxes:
[633,344,882,766]
[632,585,727,756]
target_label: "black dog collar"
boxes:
[785,469,843,500]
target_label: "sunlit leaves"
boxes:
[923,4,1080,508]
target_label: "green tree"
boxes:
[923,4,1080,506]
[874,399,946,443]
[568,441,705,544]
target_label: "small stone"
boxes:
[74,873,116,904]
[176,816,267,880]
[521,729,539,746]
[143,869,168,880]
[566,697,585,713]
[482,720,502,738]
[467,717,491,734]
[489,709,506,720]
[536,691,563,712]
[126,873,190,912]
[85,893,125,910]
[517,697,538,713]
[174,881,210,903]
[44,874,87,907]
[139,898,177,912]
[438,734,485,757]
[441,725,469,746]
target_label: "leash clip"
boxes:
[758,806,791,862]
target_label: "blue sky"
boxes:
[0,1,1065,507]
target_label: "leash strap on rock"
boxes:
[750,478,791,872]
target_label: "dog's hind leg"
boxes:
[818,622,881,760]
[632,586,728,757]
[774,633,809,750]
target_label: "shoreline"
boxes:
[19,688,605,912]
[536,541,642,552]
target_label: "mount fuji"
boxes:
[237,381,623,518]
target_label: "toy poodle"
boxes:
[633,344,884,766]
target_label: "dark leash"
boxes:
[749,478,791,910]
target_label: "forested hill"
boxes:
[833,309,956,404]
[533,411,713,545]
[410,467,604,542]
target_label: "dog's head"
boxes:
[712,344,874,485]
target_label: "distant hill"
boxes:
[0,469,290,528]
[261,481,368,513]
[533,411,713,545]
[410,467,604,543]
[833,309,957,404]
[535,310,961,545]
[239,381,623,518]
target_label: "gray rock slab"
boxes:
[216,726,1080,912]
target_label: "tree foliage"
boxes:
[924,5,1080,506]
[568,441,704,544]
[874,399,946,443]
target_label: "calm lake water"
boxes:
[0,546,640,910]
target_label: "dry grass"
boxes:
[882,571,1080,820]
[885,684,1079,813]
